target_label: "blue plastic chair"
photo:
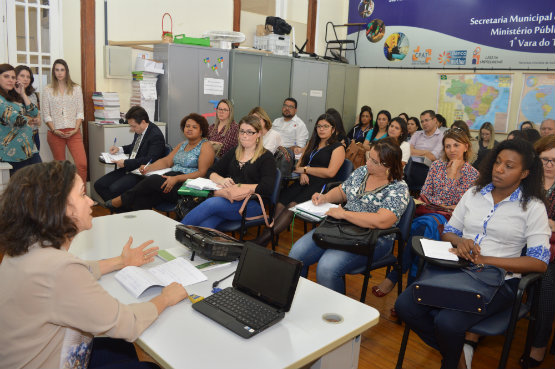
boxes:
[217,168,282,250]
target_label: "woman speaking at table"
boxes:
[0,161,188,369]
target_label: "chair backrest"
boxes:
[164,143,172,156]
[269,167,282,205]
[397,197,416,244]
[334,159,354,182]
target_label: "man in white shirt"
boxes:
[540,118,555,137]
[272,97,309,154]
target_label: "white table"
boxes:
[69,210,379,369]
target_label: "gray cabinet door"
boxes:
[290,60,311,126]
[342,65,359,131]
[326,63,346,118]
[229,52,261,121]
[306,62,328,134]
[260,55,292,121]
[165,45,198,147]
[197,49,230,126]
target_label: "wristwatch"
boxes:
[303,167,307,174]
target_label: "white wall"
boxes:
[315,0,349,56]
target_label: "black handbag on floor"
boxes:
[413,265,507,314]
[312,216,377,255]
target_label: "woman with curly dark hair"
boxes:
[395,138,551,369]
[0,161,188,369]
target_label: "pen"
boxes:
[318,184,326,200]
[143,160,152,173]
[113,137,117,146]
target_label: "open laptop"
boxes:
[193,242,302,338]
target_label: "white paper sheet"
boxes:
[130,168,172,176]
[185,177,221,190]
[115,257,207,298]
[101,152,128,163]
[420,239,459,261]
[203,78,225,96]
[291,200,339,218]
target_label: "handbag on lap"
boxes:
[413,264,507,315]
[312,216,377,255]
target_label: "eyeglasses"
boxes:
[421,118,433,123]
[540,157,555,167]
[446,126,465,134]
[368,156,386,166]
[316,124,332,130]
[282,104,295,109]
[217,108,230,112]
[239,129,257,136]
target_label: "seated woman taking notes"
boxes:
[181,115,276,229]
[288,138,409,294]
[106,113,214,212]
[0,161,188,369]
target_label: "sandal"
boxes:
[519,353,543,368]
[371,286,386,297]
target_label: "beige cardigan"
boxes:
[0,244,158,369]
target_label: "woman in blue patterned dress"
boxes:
[288,138,410,294]
[107,113,215,211]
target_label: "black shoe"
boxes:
[520,353,543,368]
[103,199,116,213]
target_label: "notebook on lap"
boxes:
[192,242,302,338]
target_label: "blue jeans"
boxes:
[288,229,394,294]
[181,196,263,229]
[8,153,42,175]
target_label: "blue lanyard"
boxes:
[355,126,367,141]
[308,148,322,166]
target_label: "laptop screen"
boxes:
[233,243,302,311]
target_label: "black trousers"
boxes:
[120,171,182,211]
[94,168,142,201]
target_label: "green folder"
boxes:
[177,180,211,197]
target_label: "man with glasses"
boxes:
[272,97,309,155]
[94,106,165,201]
[540,119,555,137]
[405,110,444,191]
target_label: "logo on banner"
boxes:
[472,47,481,65]
[412,46,432,65]
[438,50,467,66]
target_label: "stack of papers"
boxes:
[291,200,339,220]
[185,177,221,190]
[115,257,207,298]
[130,70,162,120]
[130,167,172,176]
[93,92,121,124]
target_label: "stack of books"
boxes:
[130,70,161,121]
[92,92,121,124]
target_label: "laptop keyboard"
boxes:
[204,288,280,330]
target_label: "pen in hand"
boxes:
[113,137,117,146]
[318,184,326,201]
[141,160,152,174]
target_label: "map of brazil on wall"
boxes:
[518,73,555,126]
[437,74,512,133]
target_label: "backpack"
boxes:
[274,146,294,178]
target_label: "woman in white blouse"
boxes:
[249,106,282,154]
[42,59,87,183]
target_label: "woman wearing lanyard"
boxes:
[42,59,87,183]
[347,106,373,144]
[253,113,345,247]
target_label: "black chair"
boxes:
[323,22,365,64]
[299,159,355,233]
[347,197,415,303]
[404,158,430,195]
[395,236,542,369]
[153,144,179,217]
[217,168,282,251]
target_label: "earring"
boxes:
[386,168,390,177]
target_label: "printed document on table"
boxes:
[115,257,207,298]
[420,239,459,261]
[101,152,128,163]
